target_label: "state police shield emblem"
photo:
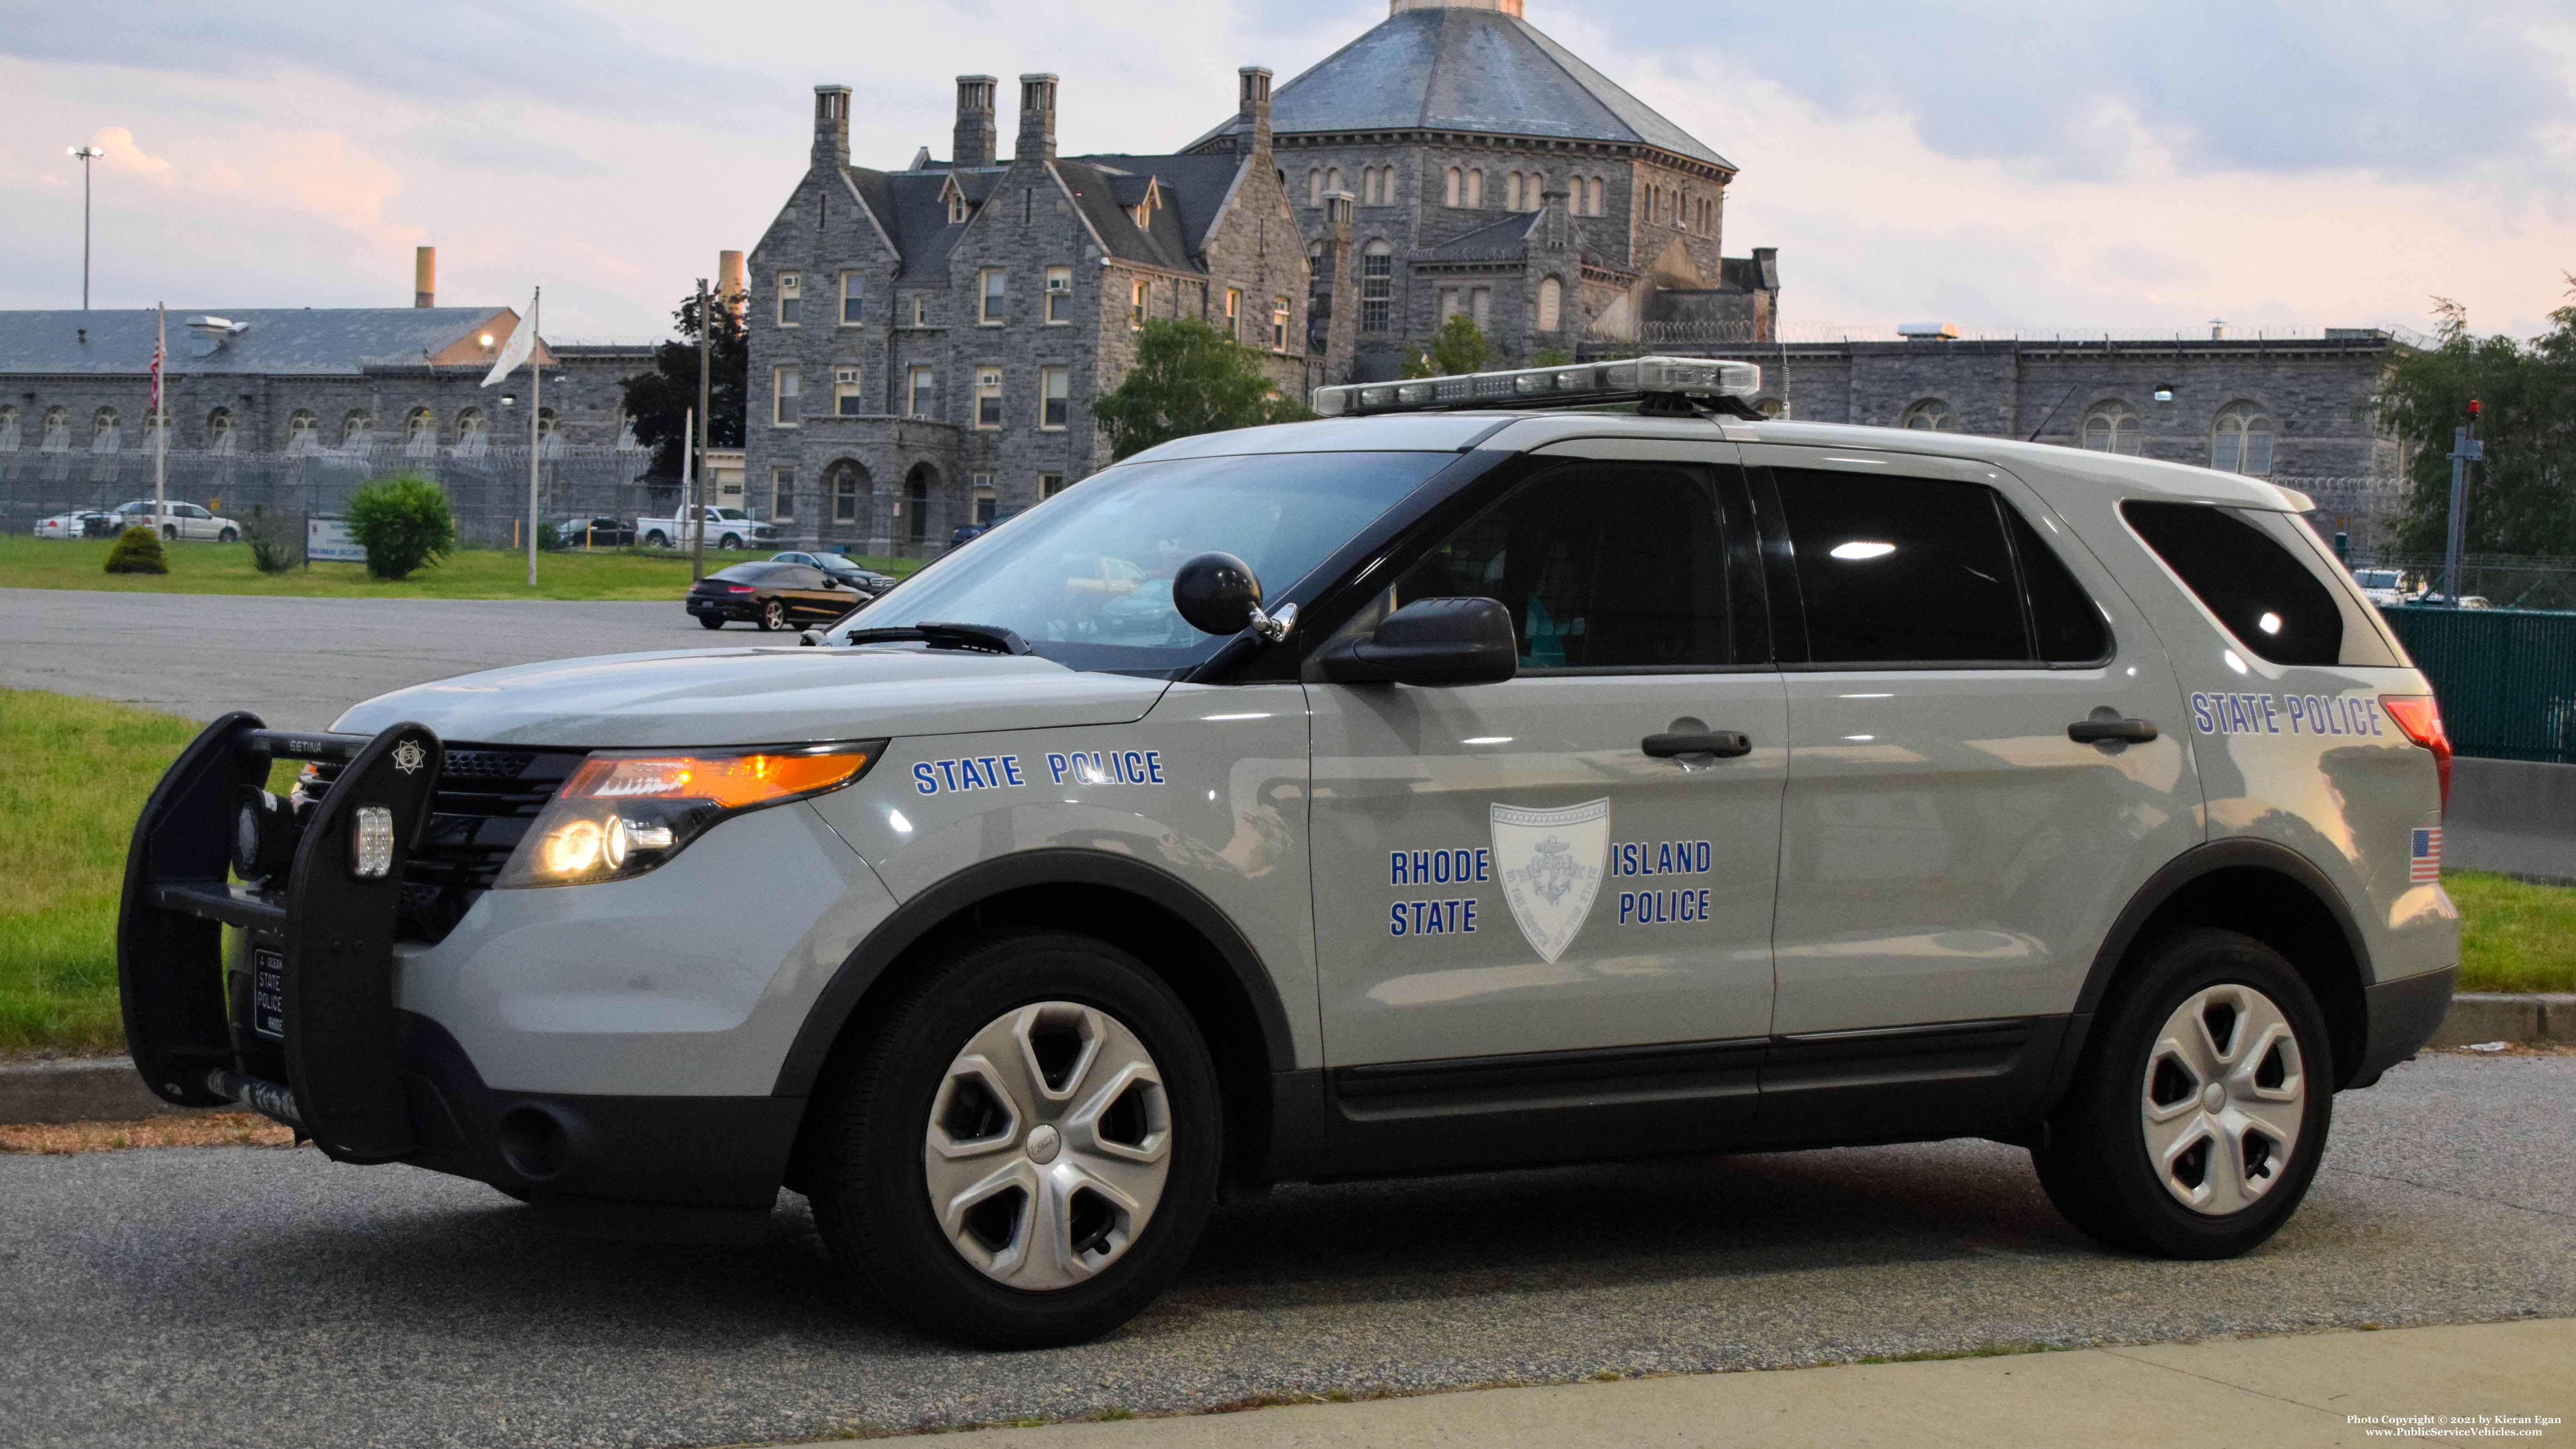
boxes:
[1491,799,1611,964]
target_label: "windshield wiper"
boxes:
[837,621,1032,655]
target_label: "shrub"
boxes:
[241,504,299,575]
[344,475,457,580]
[103,525,168,575]
[537,522,562,552]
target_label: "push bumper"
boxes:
[118,715,800,1238]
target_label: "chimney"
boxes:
[1236,67,1273,158]
[1016,73,1057,161]
[953,75,998,168]
[813,85,851,168]
[718,251,746,308]
[414,246,435,308]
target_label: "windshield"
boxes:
[836,450,1455,673]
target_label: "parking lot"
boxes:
[2,1053,2568,1448]
[0,588,710,729]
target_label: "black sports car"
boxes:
[552,516,636,549]
[685,561,869,631]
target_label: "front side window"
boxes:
[1361,245,1393,332]
[1771,468,2106,665]
[908,366,937,418]
[2124,501,2394,666]
[1399,461,1733,670]
[773,366,800,425]
[777,273,801,326]
[1045,265,1073,324]
[842,450,1452,675]
[980,269,1006,325]
[2211,404,2276,475]
[840,272,864,325]
[1040,366,1069,429]
[975,368,1003,428]
[834,366,864,416]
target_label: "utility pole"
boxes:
[692,276,712,583]
[527,287,543,589]
[68,146,103,309]
[2440,399,2482,605]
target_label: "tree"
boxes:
[103,525,167,575]
[1401,314,1493,378]
[619,288,748,480]
[1091,318,1315,460]
[344,475,458,580]
[2383,285,2576,557]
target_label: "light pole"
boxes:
[68,146,103,309]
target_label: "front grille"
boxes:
[304,745,585,944]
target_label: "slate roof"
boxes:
[0,307,524,376]
[1190,6,1730,170]
[1067,153,1246,260]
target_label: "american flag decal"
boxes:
[2411,827,2442,884]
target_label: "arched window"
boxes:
[1360,166,1376,205]
[906,467,931,543]
[205,407,235,454]
[2211,403,2275,475]
[1466,168,1483,207]
[2081,403,2141,455]
[404,406,438,456]
[1445,167,1462,207]
[341,409,371,443]
[286,410,317,455]
[826,460,870,525]
[1309,168,1322,207]
[92,407,120,451]
[1901,400,1952,431]
[1537,275,1564,331]
[1586,176,1604,216]
[1505,171,1523,210]
[0,404,17,451]
[1529,172,1546,208]
[41,406,70,450]
[455,407,485,436]
[1361,240,1394,333]
[1324,166,1341,197]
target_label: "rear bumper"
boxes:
[685,596,757,620]
[2350,964,2458,1088]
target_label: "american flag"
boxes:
[2411,827,2443,884]
[149,335,163,413]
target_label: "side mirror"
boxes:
[1173,552,1265,636]
[1319,597,1517,686]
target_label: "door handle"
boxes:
[1642,731,1752,759]
[2068,718,2158,744]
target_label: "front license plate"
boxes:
[252,948,286,1040]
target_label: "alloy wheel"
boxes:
[921,1001,1173,1291]
[2139,983,2306,1214]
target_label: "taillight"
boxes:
[726,584,755,594]
[2380,695,2451,814]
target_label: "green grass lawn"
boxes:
[5,678,2571,1056]
[0,535,920,601]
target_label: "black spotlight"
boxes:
[231,787,309,884]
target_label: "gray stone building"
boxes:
[744,69,1314,554]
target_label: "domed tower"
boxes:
[1191,0,1776,380]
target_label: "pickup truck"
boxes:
[636,507,780,551]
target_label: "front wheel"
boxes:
[808,930,1221,1349]
[758,600,787,631]
[217,528,237,543]
[719,534,742,550]
[2034,928,2332,1259]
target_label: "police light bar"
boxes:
[1311,355,1762,418]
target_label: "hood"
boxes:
[330,645,1172,748]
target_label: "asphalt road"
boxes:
[2,1054,2569,1449]
[0,588,713,730]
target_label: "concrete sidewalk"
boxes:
[943,1319,2573,1448]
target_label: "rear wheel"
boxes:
[162,525,177,540]
[759,600,787,631]
[808,929,1220,1349]
[698,615,726,630]
[2035,928,2331,1259]
[644,530,668,549]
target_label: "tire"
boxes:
[698,615,726,630]
[645,531,668,549]
[759,599,787,631]
[808,929,1221,1349]
[162,525,177,540]
[218,528,237,543]
[2034,928,2333,1259]
[719,534,742,550]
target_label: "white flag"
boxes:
[480,297,539,387]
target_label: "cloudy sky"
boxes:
[3,0,2571,342]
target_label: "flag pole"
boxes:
[153,303,167,524]
[527,287,541,589]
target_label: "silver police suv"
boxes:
[121,359,2457,1348]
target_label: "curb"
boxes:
[0,1057,213,1126]
[6,994,2570,1127]
[2429,992,2576,1049]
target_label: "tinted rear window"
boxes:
[2122,502,2395,667]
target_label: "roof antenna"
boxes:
[2025,384,2076,442]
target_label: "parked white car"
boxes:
[636,507,779,551]
[110,500,240,542]
[33,509,115,539]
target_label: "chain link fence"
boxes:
[2382,604,2576,765]
[2,445,665,550]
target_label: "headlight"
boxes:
[496,741,883,888]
